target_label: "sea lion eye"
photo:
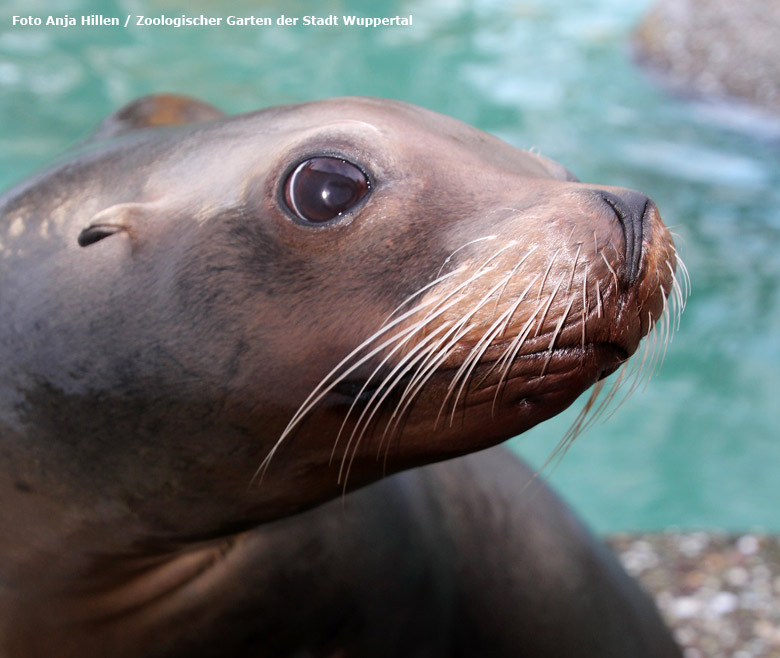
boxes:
[284,157,369,223]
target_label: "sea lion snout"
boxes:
[597,188,653,284]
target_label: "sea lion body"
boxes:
[0,96,683,656]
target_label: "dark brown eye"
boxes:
[284,157,370,223]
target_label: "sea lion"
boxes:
[0,94,686,657]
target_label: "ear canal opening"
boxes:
[77,223,125,247]
[75,202,150,248]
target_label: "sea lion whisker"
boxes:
[580,268,588,360]
[566,380,607,445]
[382,267,465,325]
[631,298,668,397]
[533,280,562,337]
[624,312,657,399]
[541,296,575,376]
[447,302,523,426]
[336,322,454,483]
[393,270,516,416]
[584,365,629,429]
[339,348,438,487]
[540,379,607,475]
[536,248,560,301]
[669,253,690,337]
[600,252,619,297]
[337,285,496,486]
[473,275,541,390]
[381,295,491,440]
[491,302,546,411]
[491,245,538,319]
[673,247,692,301]
[671,276,684,333]
[341,330,455,488]
[397,334,465,435]
[435,235,497,279]
[644,308,665,389]
[595,280,603,318]
[260,266,504,479]
[646,308,665,386]
[657,295,673,377]
[257,319,434,480]
[602,338,652,421]
[666,262,683,320]
[653,290,673,380]
[391,321,480,437]
[567,356,634,437]
[667,260,686,332]
[443,268,549,421]
[496,295,546,377]
[567,242,582,292]
[364,330,460,464]
[441,268,524,398]
[474,240,526,273]
[332,279,504,468]
[399,272,520,427]
[419,259,506,325]
[330,319,453,468]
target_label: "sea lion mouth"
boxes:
[305,339,631,488]
[331,340,628,410]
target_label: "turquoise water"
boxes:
[1,0,778,532]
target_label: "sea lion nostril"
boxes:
[598,190,648,284]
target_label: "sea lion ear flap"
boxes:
[88,93,226,140]
[77,202,152,248]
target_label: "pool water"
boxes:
[1,0,778,532]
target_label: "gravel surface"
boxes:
[607,533,780,658]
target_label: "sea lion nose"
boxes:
[597,189,650,284]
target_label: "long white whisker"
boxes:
[330,318,453,467]
[474,274,541,389]
[382,268,464,325]
[373,240,525,451]
[338,322,454,485]
[601,252,619,296]
[567,243,582,292]
[534,280,562,337]
[491,245,537,318]
[541,296,575,375]
[537,248,560,300]
[393,321,480,438]
[491,301,546,407]
[443,270,532,421]
[436,235,497,279]
[595,280,603,318]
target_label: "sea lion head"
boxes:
[0,95,685,541]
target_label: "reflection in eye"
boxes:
[284,157,370,223]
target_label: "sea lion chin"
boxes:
[0,94,686,657]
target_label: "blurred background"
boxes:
[1,0,778,533]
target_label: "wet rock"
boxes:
[633,0,780,117]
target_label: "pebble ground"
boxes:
[607,533,780,658]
